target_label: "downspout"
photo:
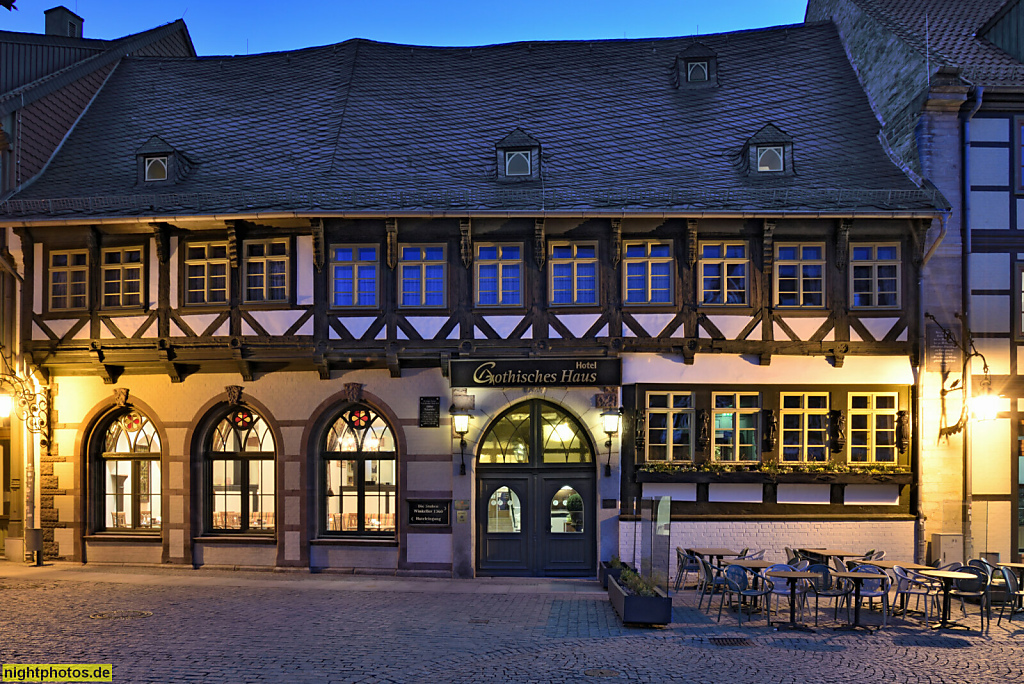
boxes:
[960,85,984,562]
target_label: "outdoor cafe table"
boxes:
[831,570,881,632]
[730,559,774,571]
[767,570,821,632]
[798,549,862,561]
[857,560,931,571]
[918,569,976,630]
[686,548,743,566]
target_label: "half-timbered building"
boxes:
[0,20,943,576]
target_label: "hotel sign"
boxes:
[450,358,621,388]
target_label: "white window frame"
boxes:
[399,244,447,308]
[184,242,229,306]
[699,241,749,306]
[101,247,144,309]
[505,150,531,176]
[243,239,290,303]
[622,240,674,305]
[712,392,760,462]
[144,156,168,182]
[757,146,784,172]
[330,245,379,308]
[644,391,694,462]
[549,242,598,306]
[775,242,825,308]
[475,243,523,307]
[49,249,89,311]
[848,393,898,464]
[687,61,708,82]
[780,392,830,463]
[850,243,901,309]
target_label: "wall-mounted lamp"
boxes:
[451,407,473,476]
[927,313,1000,438]
[0,345,49,443]
[971,375,1001,422]
[602,407,622,477]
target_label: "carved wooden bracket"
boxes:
[829,409,846,452]
[762,408,778,453]
[151,223,170,264]
[311,219,325,273]
[386,218,398,270]
[634,409,646,452]
[762,219,775,276]
[897,410,910,454]
[460,218,472,269]
[534,219,546,268]
[836,218,851,270]
[686,219,698,268]
[610,219,622,268]
[696,408,710,452]
[226,385,243,406]
[226,221,239,264]
[113,388,130,407]
[344,382,364,403]
[594,388,617,409]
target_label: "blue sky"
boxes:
[2,0,809,55]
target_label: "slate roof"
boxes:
[0,22,943,220]
[848,0,1024,85]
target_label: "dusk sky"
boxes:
[2,0,809,55]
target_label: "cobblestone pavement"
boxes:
[0,562,1020,683]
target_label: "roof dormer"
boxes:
[495,128,541,182]
[135,135,190,186]
[745,124,795,177]
[676,42,718,89]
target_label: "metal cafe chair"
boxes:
[891,565,939,624]
[674,547,700,591]
[806,564,852,626]
[717,565,774,626]
[997,566,1024,625]
[952,566,991,630]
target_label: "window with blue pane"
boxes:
[700,242,748,305]
[476,244,522,307]
[850,243,900,309]
[623,241,673,305]
[400,245,447,307]
[549,242,598,306]
[712,393,760,462]
[331,245,378,307]
[775,243,825,307]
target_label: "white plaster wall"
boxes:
[970,191,1010,229]
[969,146,1009,186]
[970,117,1009,142]
[968,252,1010,289]
[969,295,1010,333]
[971,417,1012,496]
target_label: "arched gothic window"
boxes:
[101,410,162,531]
[322,405,397,536]
[207,408,276,533]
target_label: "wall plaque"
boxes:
[408,499,450,526]
[419,396,441,428]
[926,324,962,372]
[450,358,621,388]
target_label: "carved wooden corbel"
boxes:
[686,219,698,268]
[386,218,398,270]
[829,409,846,452]
[534,219,546,268]
[897,410,910,454]
[150,223,170,264]
[610,219,622,268]
[762,219,775,276]
[762,408,778,453]
[836,218,851,270]
[311,219,325,273]
[460,218,472,269]
[226,221,239,264]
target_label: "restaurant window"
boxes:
[623,241,673,305]
[645,391,693,462]
[476,243,522,307]
[848,393,897,464]
[850,243,900,309]
[780,393,829,462]
[399,245,446,307]
[331,245,378,308]
[185,242,229,305]
[322,405,397,536]
[549,242,598,306]
[207,408,276,533]
[49,250,89,311]
[700,242,748,305]
[775,243,824,307]
[100,410,161,532]
[713,392,759,462]
[243,239,289,303]
[101,247,143,308]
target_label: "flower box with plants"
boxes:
[607,568,672,626]
[599,555,628,590]
[635,462,767,484]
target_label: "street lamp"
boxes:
[451,407,472,476]
[602,407,621,477]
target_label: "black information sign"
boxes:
[409,500,450,526]
[450,358,621,388]
[419,396,441,428]
[926,324,962,372]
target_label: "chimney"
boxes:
[44,6,83,38]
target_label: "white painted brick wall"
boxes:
[619,520,915,577]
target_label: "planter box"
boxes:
[636,470,766,484]
[774,472,840,484]
[599,561,628,590]
[607,575,672,626]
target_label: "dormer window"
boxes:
[145,156,168,182]
[505,151,531,176]
[495,128,541,182]
[687,61,708,82]
[677,42,718,89]
[757,146,784,172]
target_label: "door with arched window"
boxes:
[476,400,596,577]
